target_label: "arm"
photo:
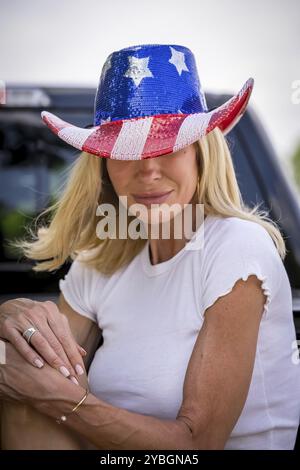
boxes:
[32,274,266,450]
[1,293,102,450]
[56,293,101,374]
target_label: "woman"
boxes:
[0,43,299,450]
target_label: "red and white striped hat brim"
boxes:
[41,77,254,160]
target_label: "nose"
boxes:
[135,157,162,182]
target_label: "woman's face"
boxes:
[105,143,199,225]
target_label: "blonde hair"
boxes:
[9,126,287,275]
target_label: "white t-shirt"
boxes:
[59,214,300,450]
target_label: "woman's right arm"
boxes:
[0,294,102,449]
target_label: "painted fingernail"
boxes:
[70,376,79,385]
[59,366,70,377]
[34,358,44,368]
[75,364,85,376]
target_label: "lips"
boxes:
[132,190,173,205]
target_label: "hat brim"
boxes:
[41,77,254,160]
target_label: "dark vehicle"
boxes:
[0,85,300,447]
[1,86,300,317]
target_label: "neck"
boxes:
[148,200,205,265]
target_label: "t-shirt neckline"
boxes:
[140,214,215,277]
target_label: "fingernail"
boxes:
[80,348,87,356]
[70,376,79,386]
[75,364,85,376]
[34,358,44,368]
[59,366,70,377]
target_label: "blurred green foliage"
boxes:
[0,194,58,260]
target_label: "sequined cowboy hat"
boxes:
[41,43,254,161]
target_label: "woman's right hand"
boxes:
[0,298,87,383]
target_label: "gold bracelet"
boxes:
[56,387,89,425]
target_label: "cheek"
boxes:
[174,162,198,194]
[106,164,129,193]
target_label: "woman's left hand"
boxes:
[0,340,85,406]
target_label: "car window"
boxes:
[0,111,92,262]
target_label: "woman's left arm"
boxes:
[1,275,266,450]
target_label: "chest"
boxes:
[95,268,203,341]
[88,271,203,418]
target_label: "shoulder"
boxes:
[63,247,108,288]
[204,215,278,255]
[206,214,271,238]
[203,215,282,274]
[200,216,284,319]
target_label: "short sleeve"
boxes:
[201,219,283,321]
[59,255,98,323]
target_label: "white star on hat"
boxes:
[100,116,111,124]
[124,56,154,87]
[168,47,189,76]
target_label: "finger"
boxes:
[73,371,88,389]
[31,320,77,376]
[27,330,73,378]
[4,328,45,369]
[77,344,87,357]
[2,303,75,376]
[40,301,86,376]
[47,314,86,377]
[0,300,80,374]
[69,376,80,386]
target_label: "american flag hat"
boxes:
[41,43,254,160]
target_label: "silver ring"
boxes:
[22,326,38,344]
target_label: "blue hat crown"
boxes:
[93,44,208,126]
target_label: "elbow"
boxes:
[176,412,227,450]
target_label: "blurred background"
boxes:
[1,0,300,176]
[0,0,300,309]
[1,0,300,449]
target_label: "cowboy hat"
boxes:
[41,43,254,160]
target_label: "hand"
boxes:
[0,340,85,406]
[0,298,87,382]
